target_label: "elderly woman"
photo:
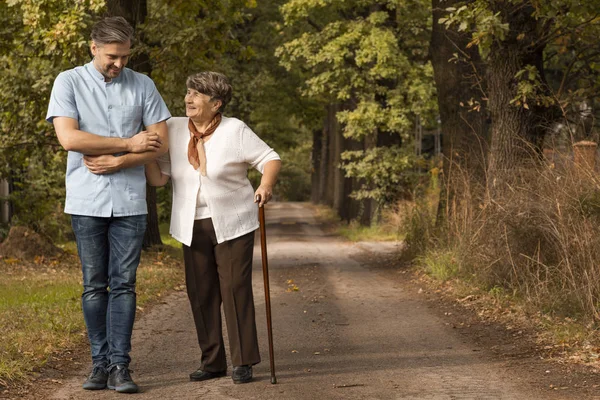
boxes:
[145,71,281,384]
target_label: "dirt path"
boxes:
[45,202,597,399]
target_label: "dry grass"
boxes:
[401,150,600,348]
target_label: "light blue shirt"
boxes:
[46,61,171,217]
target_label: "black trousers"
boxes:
[182,218,261,372]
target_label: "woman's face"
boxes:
[185,88,221,121]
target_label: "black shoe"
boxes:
[107,364,139,393]
[189,368,227,382]
[82,364,108,390]
[232,365,252,384]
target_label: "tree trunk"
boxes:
[108,0,162,247]
[325,104,339,207]
[0,178,11,224]
[107,0,147,26]
[431,0,490,230]
[311,126,323,204]
[431,0,490,188]
[142,184,162,248]
[317,109,330,204]
[485,3,551,194]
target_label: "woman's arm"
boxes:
[145,161,170,187]
[254,160,282,207]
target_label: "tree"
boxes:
[430,0,490,227]
[431,0,489,183]
[0,0,105,237]
[106,0,166,248]
[440,0,600,192]
[277,0,437,223]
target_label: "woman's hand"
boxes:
[254,185,273,207]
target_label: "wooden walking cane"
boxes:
[257,195,277,384]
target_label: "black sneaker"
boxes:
[107,364,139,393]
[232,365,252,384]
[82,364,108,390]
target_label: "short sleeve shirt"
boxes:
[46,62,171,217]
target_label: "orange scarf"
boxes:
[187,114,221,176]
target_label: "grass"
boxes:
[0,229,184,388]
[338,222,403,242]
[417,249,460,282]
[0,266,82,384]
[159,222,182,249]
[311,203,404,242]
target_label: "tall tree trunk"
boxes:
[431,0,490,225]
[339,132,363,222]
[311,126,323,204]
[325,104,339,207]
[108,0,162,247]
[321,103,362,221]
[318,119,329,204]
[485,3,551,195]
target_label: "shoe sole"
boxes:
[82,383,106,390]
[232,377,253,384]
[108,384,139,393]
[189,371,227,382]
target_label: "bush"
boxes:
[411,154,600,322]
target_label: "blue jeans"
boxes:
[71,214,147,367]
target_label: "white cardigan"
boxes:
[158,116,280,246]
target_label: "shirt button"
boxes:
[108,105,113,109]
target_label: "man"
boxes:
[46,16,170,394]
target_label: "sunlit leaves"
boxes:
[277,0,436,140]
[341,146,420,204]
[0,1,105,230]
[142,0,250,113]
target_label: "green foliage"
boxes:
[511,65,555,109]
[221,0,319,201]
[9,152,71,240]
[277,0,438,210]
[144,0,316,203]
[275,142,312,201]
[278,0,437,141]
[0,0,106,234]
[142,0,253,114]
[341,145,421,205]
[440,0,600,114]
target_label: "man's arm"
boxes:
[83,120,169,175]
[53,117,162,155]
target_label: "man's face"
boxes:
[90,40,131,81]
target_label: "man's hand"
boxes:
[84,155,123,175]
[126,131,162,153]
[254,185,273,207]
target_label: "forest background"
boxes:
[1,0,600,375]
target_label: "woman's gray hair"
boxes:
[186,72,232,113]
[91,16,134,45]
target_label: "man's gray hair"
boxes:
[186,72,233,113]
[91,16,134,45]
